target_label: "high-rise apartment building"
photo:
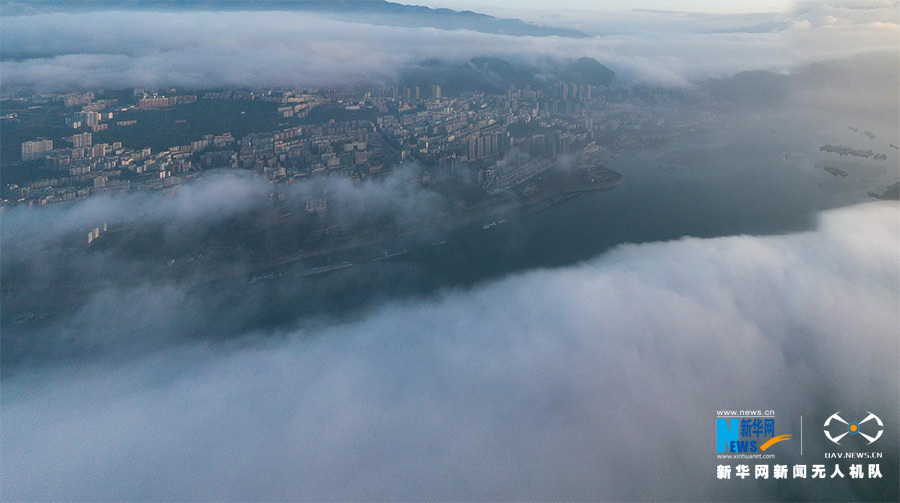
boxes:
[21,139,53,161]
[71,132,93,148]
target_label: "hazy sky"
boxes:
[2,0,897,92]
[413,0,794,15]
[0,0,896,92]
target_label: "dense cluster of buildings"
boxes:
[138,94,197,109]
[5,83,704,207]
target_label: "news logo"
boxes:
[716,411,791,453]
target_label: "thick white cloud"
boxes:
[2,201,897,501]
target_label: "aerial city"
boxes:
[1,1,898,501]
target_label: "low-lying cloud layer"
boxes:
[1,1,896,91]
[0,166,442,248]
[3,201,897,501]
[0,166,459,365]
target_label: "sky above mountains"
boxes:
[1,0,897,92]
[414,0,794,16]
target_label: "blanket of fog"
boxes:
[2,201,897,501]
[1,0,897,91]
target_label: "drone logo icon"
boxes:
[823,412,883,445]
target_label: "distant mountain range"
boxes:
[400,56,616,94]
[3,0,589,38]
